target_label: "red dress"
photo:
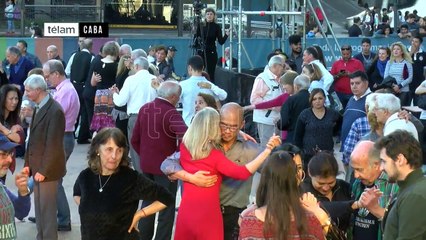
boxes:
[239,206,324,240]
[174,144,252,240]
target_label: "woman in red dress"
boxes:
[174,107,280,240]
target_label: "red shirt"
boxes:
[131,98,187,175]
[330,58,365,94]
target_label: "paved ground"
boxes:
[6,142,90,239]
[5,138,345,240]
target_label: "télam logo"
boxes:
[44,23,109,37]
[44,23,79,37]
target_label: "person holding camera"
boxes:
[195,8,229,83]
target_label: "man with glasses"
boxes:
[350,140,398,240]
[0,134,31,238]
[330,45,365,108]
[37,60,80,231]
[162,102,261,240]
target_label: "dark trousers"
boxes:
[56,133,74,226]
[139,173,177,240]
[74,83,91,142]
[114,115,128,142]
[198,50,218,83]
[34,180,58,240]
[398,91,411,107]
[222,205,246,240]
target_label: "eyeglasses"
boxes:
[0,151,14,160]
[219,122,239,132]
[341,47,351,51]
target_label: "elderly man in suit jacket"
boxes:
[24,74,66,240]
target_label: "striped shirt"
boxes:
[384,60,413,92]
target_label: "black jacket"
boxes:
[301,178,354,232]
[277,89,310,143]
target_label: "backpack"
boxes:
[13,5,21,20]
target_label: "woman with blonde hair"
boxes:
[384,41,413,106]
[174,107,281,240]
[112,54,132,139]
[303,62,325,92]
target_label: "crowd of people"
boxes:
[347,5,426,39]
[0,11,426,240]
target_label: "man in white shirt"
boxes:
[180,55,227,126]
[111,57,158,172]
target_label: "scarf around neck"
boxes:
[377,58,388,77]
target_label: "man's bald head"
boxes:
[219,103,244,144]
[220,102,244,121]
[351,140,381,185]
[351,141,375,164]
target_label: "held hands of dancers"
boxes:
[265,134,281,151]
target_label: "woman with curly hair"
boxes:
[384,41,413,106]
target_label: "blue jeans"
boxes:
[56,133,75,225]
[7,19,14,32]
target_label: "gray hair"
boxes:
[44,59,66,76]
[46,45,57,52]
[294,74,310,90]
[133,57,149,70]
[7,46,21,56]
[365,92,379,112]
[268,55,284,68]
[132,49,147,59]
[120,44,132,55]
[375,93,400,114]
[81,39,93,50]
[157,81,181,99]
[24,74,48,91]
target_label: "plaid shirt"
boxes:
[342,116,370,165]
[352,171,399,240]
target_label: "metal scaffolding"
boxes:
[216,0,340,72]
[217,0,304,72]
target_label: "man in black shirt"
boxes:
[348,17,363,37]
[409,36,426,105]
